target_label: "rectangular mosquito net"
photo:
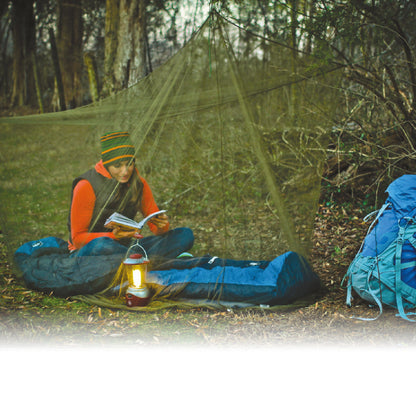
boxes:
[0,12,341,307]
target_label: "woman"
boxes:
[68,131,194,259]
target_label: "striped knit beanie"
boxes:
[100,131,135,166]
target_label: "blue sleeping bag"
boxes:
[146,252,320,305]
[14,237,126,297]
[14,236,320,305]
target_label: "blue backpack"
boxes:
[343,174,416,321]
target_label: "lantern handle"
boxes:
[125,240,149,261]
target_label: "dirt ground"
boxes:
[1,199,416,348]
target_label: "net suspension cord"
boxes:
[210,12,228,257]
[89,44,193,232]
[216,16,305,256]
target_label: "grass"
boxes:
[0,124,94,253]
[1,119,416,347]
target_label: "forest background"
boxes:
[1,0,416,346]
[3,0,416,194]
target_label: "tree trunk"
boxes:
[31,51,44,113]
[49,27,66,111]
[10,0,36,107]
[56,0,83,109]
[103,0,120,96]
[134,0,150,81]
[103,0,150,95]
[288,0,299,123]
[84,52,100,103]
[304,0,316,54]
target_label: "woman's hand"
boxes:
[150,213,169,229]
[112,226,142,240]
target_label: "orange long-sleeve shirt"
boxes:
[68,161,169,251]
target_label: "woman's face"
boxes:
[108,159,135,183]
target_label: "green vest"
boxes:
[68,168,140,242]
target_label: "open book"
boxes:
[104,210,167,231]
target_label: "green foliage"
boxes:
[0,12,339,266]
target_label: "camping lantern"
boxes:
[124,253,151,307]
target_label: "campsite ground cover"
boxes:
[2,198,416,347]
[1,109,415,347]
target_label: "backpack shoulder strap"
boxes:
[394,221,416,322]
[343,202,391,302]
[344,258,383,321]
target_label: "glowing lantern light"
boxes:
[124,253,150,307]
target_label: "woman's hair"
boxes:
[100,131,144,214]
[114,162,144,213]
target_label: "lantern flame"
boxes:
[132,267,143,288]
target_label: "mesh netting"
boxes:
[0,12,341,295]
